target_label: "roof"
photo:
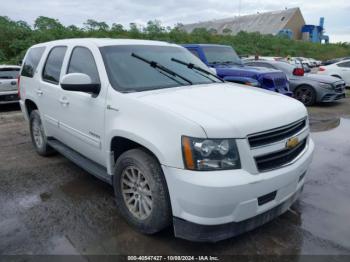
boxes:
[0,65,21,69]
[31,38,176,48]
[182,44,231,48]
[182,8,302,35]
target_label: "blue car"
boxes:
[183,44,292,96]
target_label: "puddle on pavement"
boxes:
[309,117,340,132]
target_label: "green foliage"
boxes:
[0,16,349,65]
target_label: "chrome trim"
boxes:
[250,126,309,150]
[256,137,309,173]
[247,117,307,140]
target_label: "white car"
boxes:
[318,59,350,87]
[19,39,314,242]
[0,65,20,104]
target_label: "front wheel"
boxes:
[113,149,172,234]
[294,86,316,106]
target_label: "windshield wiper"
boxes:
[170,58,223,83]
[131,53,192,85]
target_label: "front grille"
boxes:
[255,138,307,172]
[258,191,277,206]
[334,83,345,93]
[248,118,306,148]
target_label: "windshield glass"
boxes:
[0,68,20,79]
[202,46,242,65]
[100,45,220,92]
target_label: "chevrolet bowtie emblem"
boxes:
[286,137,299,149]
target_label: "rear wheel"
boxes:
[113,149,172,234]
[29,110,55,156]
[294,86,316,106]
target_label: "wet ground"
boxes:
[0,96,350,258]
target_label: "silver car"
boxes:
[245,60,346,106]
[0,65,20,104]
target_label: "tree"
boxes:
[111,23,125,34]
[84,19,109,31]
[34,16,64,31]
[144,20,165,37]
[223,28,232,35]
[129,23,142,38]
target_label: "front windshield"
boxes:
[202,46,242,65]
[0,68,19,79]
[100,45,220,92]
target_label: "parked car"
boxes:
[183,44,292,96]
[19,39,314,242]
[288,58,311,73]
[318,59,350,87]
[308,58,321,67]
[322,57,350,66]
[296,57,316,68]
[245,60,346,106]
[0,65,20,104]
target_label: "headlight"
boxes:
[181,136,241,171]
[245,80,260,87]
[319,83,333,90]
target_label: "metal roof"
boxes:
[182,8,302,35]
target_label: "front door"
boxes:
[57,45,106,166]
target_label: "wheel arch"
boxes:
[108,133,165,176]
[331,74,342,80]
[24,99,39,118]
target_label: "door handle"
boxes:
[59,98,70,106]
[36,89,43,96]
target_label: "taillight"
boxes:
[318,67,326,72]
[17,75,21,99]
[293,68,305,76]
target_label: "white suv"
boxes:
[19,38,314,242]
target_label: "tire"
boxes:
[294,85,316,106]
[29,110,55,156]
[113,149,172,234]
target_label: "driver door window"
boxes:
[67,47,100,84]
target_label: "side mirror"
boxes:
[61,73,100,95]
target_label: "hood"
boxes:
[304,73,342,83]
[135,83,307,138]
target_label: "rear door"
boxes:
[39,46,68,139]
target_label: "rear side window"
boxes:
[21,47,45,78]
[42,46,67,84]
[337,61,350,68]
[67,47,100,83]
[0,68,20,79]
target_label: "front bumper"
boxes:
[162,138,314,242]
[173,185,303,242]
[321,92,346,102]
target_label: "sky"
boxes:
[1,0,349,43]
